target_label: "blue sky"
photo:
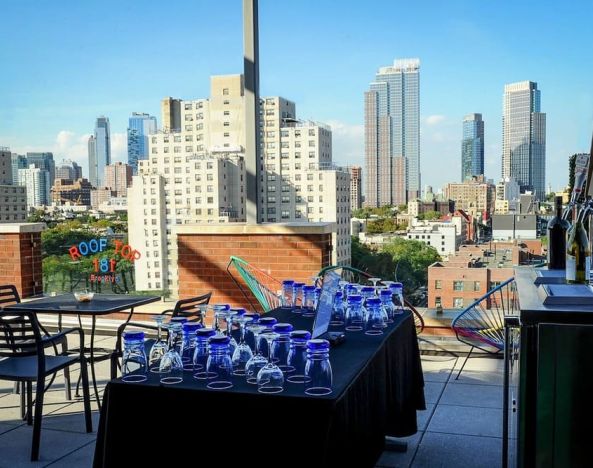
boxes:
[1,0,592,191]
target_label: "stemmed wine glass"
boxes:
[257,330,284,393]
[149,315,168,373]
[231,315,254,375]
[245,322,268,384]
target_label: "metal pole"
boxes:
[243,0,260,224]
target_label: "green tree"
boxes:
[417,210,442,221]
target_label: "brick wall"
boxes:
[177,225,333,311]
[0,224,44,299]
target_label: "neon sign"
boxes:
[68,238,142,284]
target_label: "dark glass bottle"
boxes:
[566,206,591,283]
[547,196,570,269]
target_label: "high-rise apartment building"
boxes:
[25,152,55,187]
[461,114,484,181]
[88,116,111,187]
[18,164,51,208]
[502,81,546,199]
[104,162,133,197]
[55,160,83,181]
[348,166,362,211]
[127,112,157,174]
[11,153,27,185]
[0,147,12,185]
[365,58,420,207]
[129,74,350,294]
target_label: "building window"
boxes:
[473,281,481,291]
[281,210,290,219]
[435,280,442,290]
[223,88,229,95]
[453,297,464,309]
[453,281,463,291]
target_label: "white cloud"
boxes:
[11,130,128,178]
[326,120,364,167]
[425,115,446,126]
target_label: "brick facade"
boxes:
[0,224,44,298]
[176,224,333,311]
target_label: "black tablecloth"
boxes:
[93,309,425,468]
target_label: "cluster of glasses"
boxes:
[332,279,405,335]
[279,280,322,317]
[121,304,333,396]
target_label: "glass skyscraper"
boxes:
[127,112,157,175]
[88,116,111,187]
[502,81,546,200]
[365,58,420,207]
[461,113,484,181]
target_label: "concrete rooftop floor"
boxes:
[0,335,503,468]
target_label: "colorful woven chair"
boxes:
[451,277,517,379]
[315,265,425,334]
[226,256,282,313]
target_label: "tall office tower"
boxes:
[502,81,546,200]
[89,116,111,187]
[348,166,362,211]
[365,58,420,207]
[461,114,484,181]
[127,112,157,174]
[104,162,132,197]
[18,164,51,208]
[25,152,55,187]
[0,147,12,184]
[87,136,96,185]
[129,74,351,293]
[11,153,27,184]
[55,160,83,181]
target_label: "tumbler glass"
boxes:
[122,330,148,383]
[304,339,332,396]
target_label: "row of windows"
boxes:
[434,280,481,291]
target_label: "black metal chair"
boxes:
[160,292,213,321]
[0,310,92,461]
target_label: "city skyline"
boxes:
[1,1,592,191]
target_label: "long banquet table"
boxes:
[93,308,425,467]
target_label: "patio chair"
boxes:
[0,310,92,461]
[316,265,425,334]
[0,284,73,419]
[451,277,517,379]
[226,256,282,313]
[160,292,213,321]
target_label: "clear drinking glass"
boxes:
[379,289,396,323]
[159,322,184,384]
[286,330,312,383]
[231,315,254,375]
[330,291,346,326]
[364,297,384,335]
[245,322,268,384]
[122,330,147,383]
[149,315,168,373]
[281,280,295,309]
[193,328,217,379]
[271,323,293,372]
[206,335,233,390]
[390,282,405,315]
[180,322,202,372]
[345,294,364,331]
[257,317,278,359]
[302,285,317,317]
[304,339,332,396]
[257,330,283,394]
[292,282,305,313]
[243,313,260,350]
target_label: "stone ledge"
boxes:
[174,221,335,235]
[0,222,45,233]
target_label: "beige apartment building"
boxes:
[349,166,362,211]
[104,162,132,197]
[129,74,350,294]
[443,175,495,218]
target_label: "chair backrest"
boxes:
[0,285,21,308]
[451,277,517,353]
[172,292,212,321]
[0,310,43,360]
[226,256,281,313]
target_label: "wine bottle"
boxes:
[547,196,570,269]
[566,206,591,283]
